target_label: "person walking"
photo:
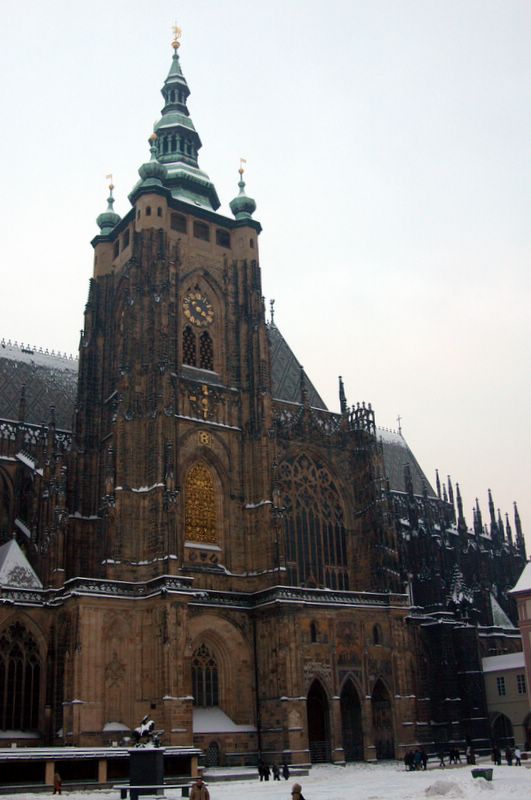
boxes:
[52,772,62,795]
[190,776,210,800]
[282,763,290,780]
[505,746,513,766]
[272,763,281,780]
[514,746,522,766]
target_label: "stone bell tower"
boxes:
[66,27,276,590]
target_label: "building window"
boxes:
[278,453,349,590]
[171,213,187,233]
[193,221,210,242]
[0,622,41,731]
[185,463,217,544]
[122,229,130,250]
[157,207,163,217]
[146,206,152,217]
[517,674,527,694]
[496,676,506,696]
[113,240,120,259]
[216,229,231,248]
[192,644,219,707]
[373,624,382,645]
[199,331,214,371]
[183,326,196,367]
[310,622,318,643]
[250,238,254,249]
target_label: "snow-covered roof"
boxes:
[490,593,516,629]
[0,539,42,589]
[482,652,525,673]
[193,707,256,734]
[510,561,531,594]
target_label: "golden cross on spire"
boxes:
[105,173,114,192]
[239,157,247,176]
[172,22,182,50]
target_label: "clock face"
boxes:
[183,292,214,327]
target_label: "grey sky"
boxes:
[1,1,530,550]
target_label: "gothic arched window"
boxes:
[199,331,213,371]
[183,326,197,367]
[278,453,348,590]
[185,463,217,544]
[0,622,41,731]
[192,644,219,707]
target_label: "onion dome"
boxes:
[96,180,121,235]
[138,133,167,185]
[230,164,257,221]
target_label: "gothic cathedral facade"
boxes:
[0,35,526,766]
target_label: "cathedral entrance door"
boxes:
[307,680,331,762]
[371,680,394,759]
[491,713,514,749]
[340,680,363,761]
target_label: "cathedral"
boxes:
[0,31,527,769]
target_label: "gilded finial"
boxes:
[172,23,182,51]
[239,157,247,177]
[105,173,114,194]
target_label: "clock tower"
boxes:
[66,29,274,589]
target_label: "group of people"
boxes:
[257,759,290,781]
[404,748,428,770]
[491,745,522,766]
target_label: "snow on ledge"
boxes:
[193,707,255,734]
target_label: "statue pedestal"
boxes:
[129,748,165,800]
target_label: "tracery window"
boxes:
[185,463,217,544]
[278,453,348,589]
[192,643,219,707]
[0,622,41,731]
[199,332,213,371]
[183,326,197,366]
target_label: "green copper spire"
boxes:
[96,177,121,235]
[140,28,219,210]
[230,161,257,221]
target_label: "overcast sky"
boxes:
[1,1,530,552]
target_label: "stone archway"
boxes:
[340,679,364,761]
[371,679,394,759]
[491,712,514,748]
[307,679,331,762]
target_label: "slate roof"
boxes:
[267,323,328,410]
[377,428,437,497]
[0,340,78,429]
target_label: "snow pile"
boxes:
[425,780,464,796]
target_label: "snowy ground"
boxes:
[10,760,531,800]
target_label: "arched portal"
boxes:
[307,679,330,762]
[340,680,364,761]
[491,712,514,748]
[371,680,394,759]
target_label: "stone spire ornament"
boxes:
[230,159,257,220]
[96,175,121,235]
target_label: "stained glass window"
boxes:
[192,643,219,706]
[185,463,217,543]
[278,453,348,589]
[0,622,41,730]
